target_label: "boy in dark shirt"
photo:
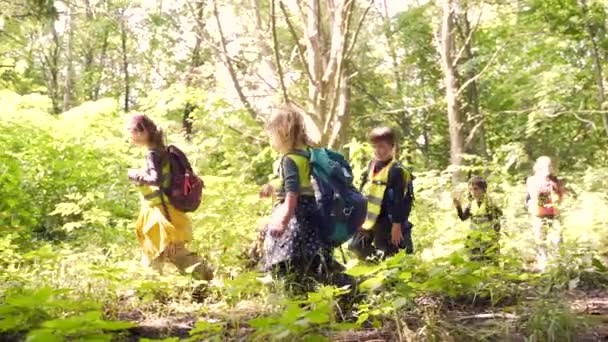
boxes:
[349,127,414,260]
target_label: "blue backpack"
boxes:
[291,148,368,247]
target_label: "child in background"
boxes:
[126,114,213,280]
[453,176,502,262]
[526,156,565,270]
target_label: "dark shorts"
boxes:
[348,220,413,260]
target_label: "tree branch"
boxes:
[322,0,355,135]
[212,0,258,119]
[271,0,290,103]
[464,118,485,149]
[456,43,504,97]
[453,6,483,67]
[345,0,373,59]
[279,0,315,84]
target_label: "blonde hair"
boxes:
[267,105,310,153]
[533,156,553,175]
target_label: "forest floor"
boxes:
[118,285,608,341]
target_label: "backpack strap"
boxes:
[286,149,311,159]
[392,161,415,201]
[157,155,172,223]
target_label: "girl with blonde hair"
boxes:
[262,105,350,289]
[526,156,565,270]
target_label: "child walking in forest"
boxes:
[526,156,565,270]
[349,127,415,260]
[453,176,502,262]
[126,114,213,280]
[262,105,352,291]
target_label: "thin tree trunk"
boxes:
[305,0,323,121]
[94,27,110,101]
[212,0,258,119]
[382,0,403,94]
[252,0,278,76]
[271,0,289,103]
[45,21,62,114]
[62,3,74,112]
[183,0,205,139]
[437,0,464,182]
[459,11,488,161]
[120,14,130,112]
[328,70,350,149]
[579,0,608,136]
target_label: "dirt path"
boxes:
[116,290,608,341]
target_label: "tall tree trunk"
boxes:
[382,0,403,94]
[579,0,608,136]
[459,11,488,162]
[271,0,289,103]
[44,21,62,114]
[62,3,74,112]
[212,0,258,119]
[94,27,110,101]
[182,0,206,139]
[437,0,464,182]
[305,0,324,122]
[120,14,130,112]
[83,0,96,100]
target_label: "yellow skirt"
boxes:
[135,202,192,267]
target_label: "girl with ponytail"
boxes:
[126,113,213,280]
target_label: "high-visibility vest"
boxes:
[469,196,496,232]
[276,150,315,199]
[361,160,412,230]
[139,159,171,207]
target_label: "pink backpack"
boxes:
[164,145,204,212]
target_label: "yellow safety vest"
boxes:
[276,150,314,200]
[361,160,412,230]
[138,158,171,207]
[469,196,497,232]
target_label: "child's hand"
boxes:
[391,223,403,246]
[127,169,140,181]
[453,198,461,208]
[269,211,288,237]
[270,221,287,237]
[259,183,274,199]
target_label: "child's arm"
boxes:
[128,150,162,186]
[387,165,407,245]
[453,199,471,221]
[526,176,538,211]
[270,157,300,236]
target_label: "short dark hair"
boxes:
[469,176,487,192]
[369,126,396,146]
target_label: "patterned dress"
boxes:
[261,151,331,279]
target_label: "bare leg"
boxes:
[167,243,214,281]
[532,216,548,270]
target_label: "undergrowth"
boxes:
[1,94,608,341]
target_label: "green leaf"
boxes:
[305,309,330,324]
[393,297,407,309]
[359,274,384,291]
[26,329,62,342]
[345,263,382,277]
